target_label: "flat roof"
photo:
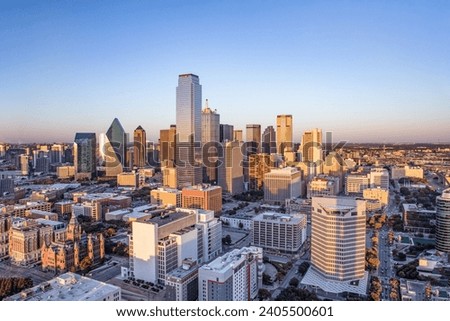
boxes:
[146,210,192,227]
[6,272,120,301]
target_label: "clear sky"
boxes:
[1,0,449,144]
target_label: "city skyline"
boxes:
[1,1,450,144]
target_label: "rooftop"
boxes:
[5,272,120,301]
[440,188,450,200]
[146,210,192,227]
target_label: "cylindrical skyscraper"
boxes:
[436,188,450,253]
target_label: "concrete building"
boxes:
[405,165,424,179]
[311,196,366,281]
[436,188,450,253]
[9,219,53,266]
[198,246,264,301]
[249,153,273,191]
[151,187,182,208]
[345,173,370,195]
[54,200,75,216]
[252,212,307,253]
[391,165,424,180]
[26,209,58,221]
[182,184,222,215]
[56,166,75,179]
[233,129,243,142]
[276,114,293,155]
[217,140,244,195]
[0,213,11,259]
[307,175,340,199]
[300,128,323,176]
[263,167,302,205]
[220,214,253,230]
[363,188,389,206]
[12,201,52,217]
[160,125,176,167]
[402,203,435,233]
[117,171,139,190]
[6,272,120,301]
[165,258,199,301]
[162,166,177,188]
[370,168,390,190]
[130,208,222,284]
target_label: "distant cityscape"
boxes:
[1,73,450,302]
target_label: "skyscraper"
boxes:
[436,188,450,253]
[74,133,96,180]
[219,124,234,142]
[246,124,261,151]
[201,100,220,183]
[133,125,147,168]
[217,140,244,195]
[301,128,323,177]
[262,126,276,155]
[311,196,366,281]
[104,118,127,177]
[276,114,293,155]
[160,125,176,167]
[176,74,202,187]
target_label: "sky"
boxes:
[1,0,449,144]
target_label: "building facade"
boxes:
[311,196,366,281]
[263,167,302,205]
[276,114,293,155]
[198,246,264,301]
[176,74,202,187]
[252,212,307,253]
[436,188,450,253]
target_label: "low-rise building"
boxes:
[151,187,182,207]
[307,175,340,198]
[182,184,222,215]
[5,272,120,301]
[402,203,436,233]
[363,188,389,206]
[263,167,302,205]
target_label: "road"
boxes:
[0,261,55,286]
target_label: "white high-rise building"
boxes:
[198,246,264,301]
[176,74,202,187]
[130,208,221,284]
[436,188,450,253]
[311,196,366,281]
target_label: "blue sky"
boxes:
[1,0,449,143]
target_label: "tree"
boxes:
[222,234,232,245]
[238,222,244,229]
[80,256,93,271]
[289,277,299,288]
[258,289,272,301]
[275,287,319,301]
[262,273,273,285]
